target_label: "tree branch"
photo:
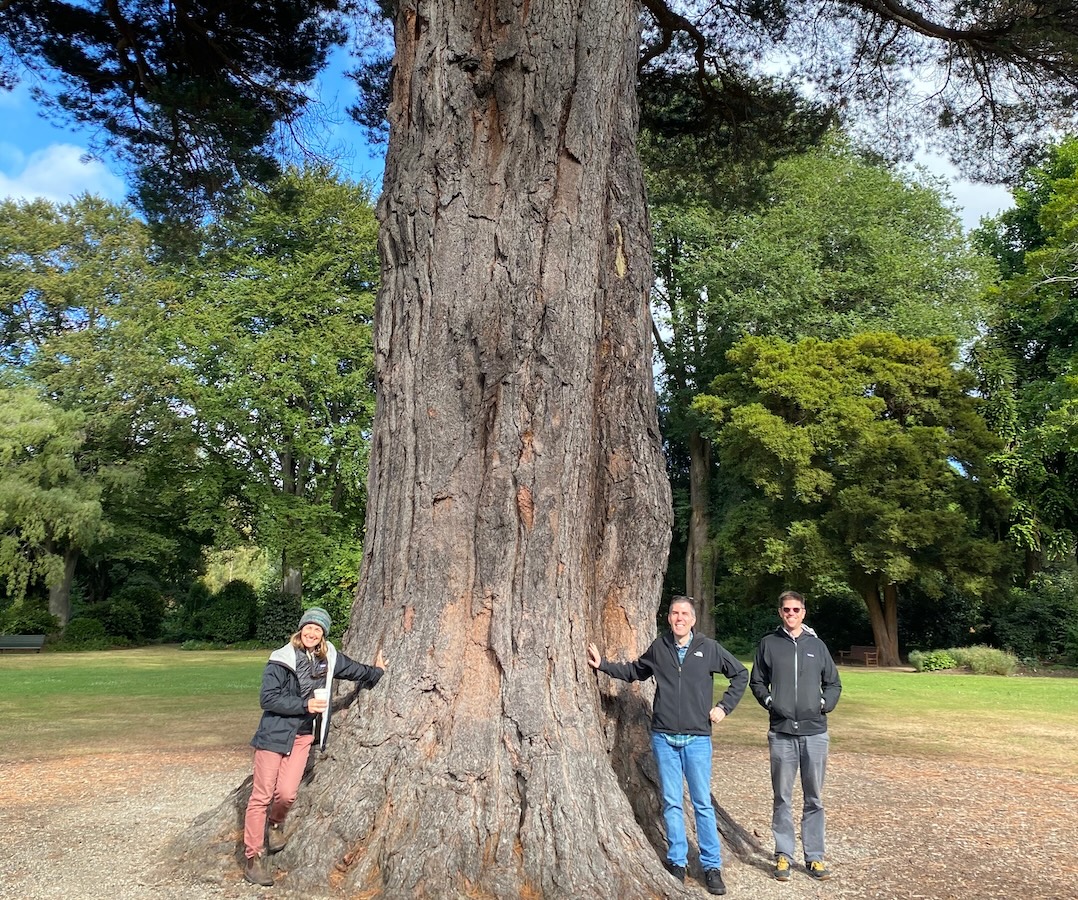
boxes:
[843,0,1078,77]
[639,0,709,74]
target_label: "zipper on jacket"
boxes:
[791,632,800,731]
[675,639,684,733]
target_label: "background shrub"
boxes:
[179,638,221,651]
[989,570,1078,662]
[58,617,111,650]
[710,585,877,658]
[256,590,303,646]
[713,597,778,653]
[159,582,213,643]
[110,583,166,640]
[184,580,214,619]
[1065,624,1078,667]
[908,646,1018,675]
[950,645,1018,676]
[799,588,874,652]
[908,649,958,672]
[197,579,258,644]
[98,597,145,641]
[0,599,61,636]
[899,586,985,652]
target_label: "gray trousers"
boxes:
[768,730,829,863]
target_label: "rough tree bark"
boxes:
[170,0,733,896]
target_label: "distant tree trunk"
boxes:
[686,429,715,636]
[171,0,704,895]
[280,552,302,598]
[280,446,304,598]
[47,547,79,627]
[1023,546,1040,585]
[863,581,901,666]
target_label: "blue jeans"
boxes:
[768,731,829,862]
[650,732,723,870]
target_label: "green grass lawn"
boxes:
[0,645,267,760]
[1,648,1075,779]
[719,665,1078,778]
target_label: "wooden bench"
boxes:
[837,644,878,666]
[0,634,46,653]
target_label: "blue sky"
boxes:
[0,81,128,205]
[0,51,386,207]
[0,65,1013,231]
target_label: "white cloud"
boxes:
[915,150,1015,232]
[946,178,1014,232]
[0,143,127,205]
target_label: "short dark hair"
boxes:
[778,590,805,609]
[670,595,697,614]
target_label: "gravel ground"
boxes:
[1,744,1073,899]
[0,749,253,900]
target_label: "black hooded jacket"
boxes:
[750,626,842,736]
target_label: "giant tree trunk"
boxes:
[685,429,715,637]
[171,0,700,896]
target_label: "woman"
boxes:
[243,606,385,887]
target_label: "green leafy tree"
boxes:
[197,579,259,644]
[0,195,213,621]
[642,74,834,634]
[694,333,1012,665]
[0,387,108,610]
[175,166,378,599]
[652,136,993,631]
[972,138,1078,575]
[991,569,1078,663]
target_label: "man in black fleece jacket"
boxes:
[750,590,842,883]
[588,596,747,896]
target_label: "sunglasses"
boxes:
[781,607,804,613]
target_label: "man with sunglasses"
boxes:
[750,590,842,883]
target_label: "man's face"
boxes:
[779,600,805,631]
[668,602,696,640]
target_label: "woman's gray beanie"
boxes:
[298,606,332,635]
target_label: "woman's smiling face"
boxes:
[300,623,324,648]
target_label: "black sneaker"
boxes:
[807,860,832,880]
[773,853,792,881]
[662,860,686,882]
[704,868,726,895]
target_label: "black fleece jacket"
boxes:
[598,632,748,735]
[750,627,842,736]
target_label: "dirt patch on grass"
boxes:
[0,745,1072,899]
